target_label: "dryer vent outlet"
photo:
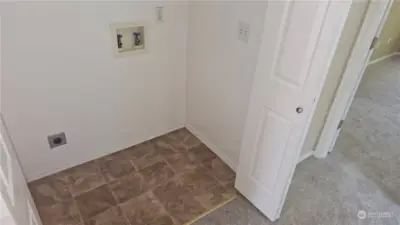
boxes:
[48,132,67,149]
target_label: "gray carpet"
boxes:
[193,56,400,225]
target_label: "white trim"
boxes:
[368,52,400,66]
[314,0,393,158]
[0,16,2,113]
[28,201,39,225]
[185,124,237,172]
[298,151,313,164]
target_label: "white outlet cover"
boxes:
[238,21,250,43]
[110,21,148,58]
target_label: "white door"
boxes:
[235,1,351,221]
[0,116,43,225]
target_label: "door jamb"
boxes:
[314,0,394,158]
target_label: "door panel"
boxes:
[275,2,320,87]
[250,108,292,192]
[235,0,351,221]
[0,116,42,225]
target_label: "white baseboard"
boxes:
[368,52,400,66]
[298,151,314,164]
[185,123,238,172]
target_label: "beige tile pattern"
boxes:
[203,157,235,185]
[188,144,217,164]
[146,215,175,225]
[85,207,129,225]
[123,142,164,171]
[153,174,193,212]
[164,151,199,174]
[36,199,81,225]
[120,191,167,225]
[139,161,175,188]
[75,185,117,220]
[65,160,107,197]
[28,172,71,206]
[193,185,236,209]
[29,128,236,225]
[108,172,147,203]
[179,168,219,194]
[96,151,135,182]
[166,128,202,150]
[168,197,205,224]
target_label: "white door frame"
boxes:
[314,0,394,158]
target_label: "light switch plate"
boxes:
[156,6,164,22]
[238,21,250,43]
[110,21,148,57]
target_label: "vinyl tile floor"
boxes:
[29,128,236,225]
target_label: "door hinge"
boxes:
[337,119,344,130]
[370,36,379,50]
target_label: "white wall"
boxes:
[301,1,368,157]
[186,2,267,169]
[1,2,188,181]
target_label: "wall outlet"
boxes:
[48,132,67,149]
[387,38,392,45]
[238,21,250,43]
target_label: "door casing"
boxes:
[314,0,393,158]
